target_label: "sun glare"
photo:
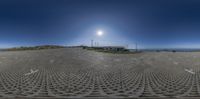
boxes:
[97,30,103,36]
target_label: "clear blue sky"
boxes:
[0,0,200,49]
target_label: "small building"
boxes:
[92,46,126,51]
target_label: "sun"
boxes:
[97,30,103,36]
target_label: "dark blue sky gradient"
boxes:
[0,0,200,48]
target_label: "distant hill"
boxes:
[3,45,65,51]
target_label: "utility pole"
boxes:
[135,43,138,52]
[126,44,129,49]
[95,42,97,47]
[91,40,93,47]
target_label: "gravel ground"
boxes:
[0,48,200,98]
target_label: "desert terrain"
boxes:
[0,48,200,98]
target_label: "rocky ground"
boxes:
[0,48,200,98]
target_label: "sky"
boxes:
[0,0,200,49]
